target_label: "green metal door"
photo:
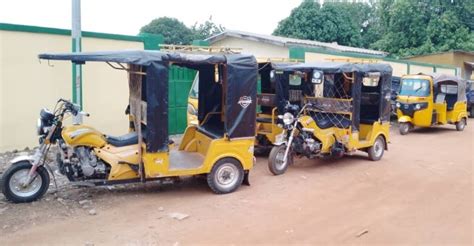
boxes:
[168,66,196,135]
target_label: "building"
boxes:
[0,23,193,151]
[405,51,474,80]
[206,30,459,78]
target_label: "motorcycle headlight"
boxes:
[396,102,401,108]
[36,118,44,135]
[415,104,421,110]
[187,103,197,116]
[282,112,295,125]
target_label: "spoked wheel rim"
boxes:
[8,169,42,198]
[373,138,384,158]
[215,163,239,189]
[274,147,289,171]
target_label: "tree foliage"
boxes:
[140,17,194,45]
[273,0,375,47]
[371,0,474,57]
[274,0,474,57]
[191,16,226,41]
[140,16,225,45]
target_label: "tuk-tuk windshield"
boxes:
[189,73,199,99]
[399,79,430,97]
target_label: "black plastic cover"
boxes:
[39,50,258,151]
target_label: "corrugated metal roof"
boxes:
[206,30,388,57]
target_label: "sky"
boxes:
[0,0,302,36]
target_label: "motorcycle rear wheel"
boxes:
[1,161,50,203]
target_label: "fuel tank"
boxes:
[62,125,106,148]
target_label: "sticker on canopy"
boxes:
[238,96,252,109]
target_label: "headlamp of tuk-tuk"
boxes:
[414,102,428,111]
[282,112,295,125]
[187,103,197,116]
[396,102,401,108]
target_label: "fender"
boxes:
[398,116,412,123]
[457,113,468,123]
[272,132,287,146]
[10,155,35,164]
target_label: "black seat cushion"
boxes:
[445,95,457,111]
[106,132,139,147]
[198,124,224,139]
[312,112,351,129]
[256,117,273,123]
[107,130,173,147]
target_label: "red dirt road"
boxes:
[1,121,472,245]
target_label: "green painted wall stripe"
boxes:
[0,22,145,42]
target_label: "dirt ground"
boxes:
[0,120,472,245]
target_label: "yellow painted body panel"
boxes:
[255,109,283,145]
[187,97,198,126]
[143,126,254,177]
[298,115,389,153]
[61,125,106,148]
[94,144,140,180]
[397,74,468,127]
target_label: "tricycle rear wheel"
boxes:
[207,158,244,194]
[456,118,466,131]
[368,136,385,161]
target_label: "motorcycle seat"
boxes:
[106,132,140,147]
[106,131,174,147]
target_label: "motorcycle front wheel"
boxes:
[268,145,292,176]
[1,161,50,203]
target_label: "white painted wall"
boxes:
[212,37,289,59]
[0,30,143,151]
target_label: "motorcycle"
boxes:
[268,102,324,175]
[0,99,109,203]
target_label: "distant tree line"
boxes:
[140,0,473,57]
[274,0,474,57]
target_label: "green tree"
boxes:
[273,0,377,48]
[191,16,225,41]
[371,0,474,57]
[140,17,194,45]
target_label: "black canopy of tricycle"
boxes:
[273,62,393,131]
[39,50,258,152]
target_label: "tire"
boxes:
[368,136,385,161]
[399,122,410,135]
[456,118,466,131]
[1,161,50,203]
[207,158,244,194]
[268,145,292,175]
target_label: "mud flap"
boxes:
[243,171,250,186]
